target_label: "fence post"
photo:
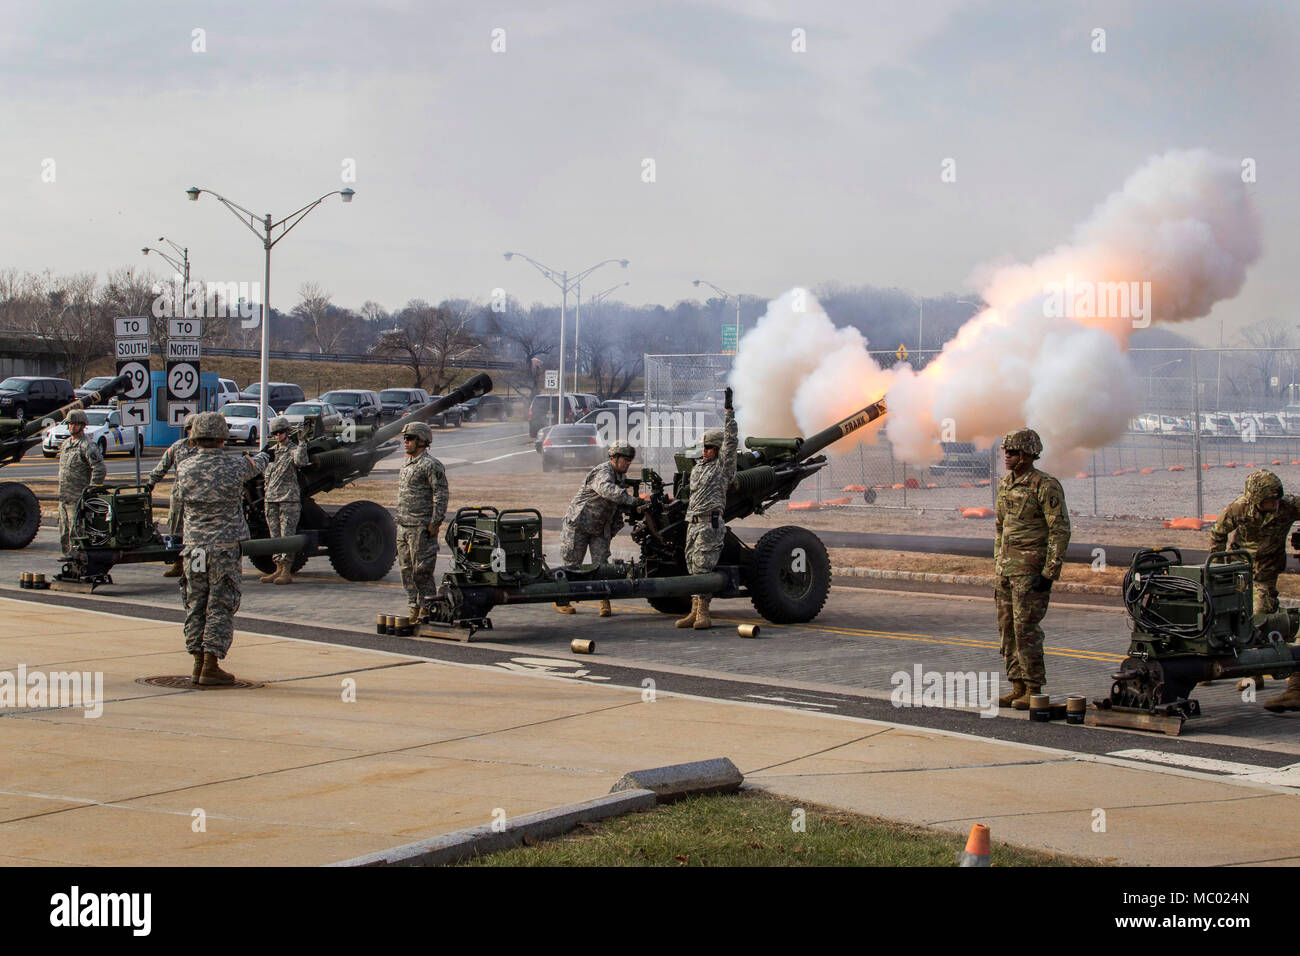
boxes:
[1192,350,1203,519]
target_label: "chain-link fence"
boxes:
[643,348,1300,520]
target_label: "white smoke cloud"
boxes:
[731,149,1261,472]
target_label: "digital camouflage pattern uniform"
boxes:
[396,449,449,611]
[57,433,105,553]
[177,447,267,658]
[148,436,200,536]
[263,438,311,562]
[1209,470,1300,614]
[685,409,738,574]
[560,461,640,565]
[994,464,1071,688]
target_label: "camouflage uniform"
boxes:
[263,438,310,562]
[1209,471,1300,614]
[560,461,639,565]
[396,449,449,611]
[177,447,267,658]
[58,434,105,553]
[148,436,200,536]
[684,409,738,574]
[994,463,1071,687]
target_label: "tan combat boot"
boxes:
[409,607,422,626]
[1012,684,1041,710]
[259,564,279,583]
[693,596,713,630]
[675,596,699,629]
[599,599,612,618]
[199,652,236,686]
[273,559,293,585]
[191,652,204,685]
[164,559,184,578]
[998,679,1026,708]
[554,602,577,615]
[1263,674,1300,713]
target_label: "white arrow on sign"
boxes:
[120,400,151,426]
[168,402,198,426]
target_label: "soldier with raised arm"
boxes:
[57,409,105,554]
[146,414,196,577]
[396,421,449,625]
[676,387,738,630]
[260,416,311,585]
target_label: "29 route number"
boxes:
[168,363,198,399]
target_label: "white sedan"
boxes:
[43,407,140,458]
[219,402,269,445]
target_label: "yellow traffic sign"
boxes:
[896,344,909,362]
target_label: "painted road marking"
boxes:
[475,449,536,464]
[1109,748,1300,787]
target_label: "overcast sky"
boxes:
[1,0,1295,344]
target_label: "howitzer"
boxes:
[0,373,132,549]
[421,396,887,636]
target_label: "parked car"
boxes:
[571,392,600,417]
[318,389,382,427]
[462,394,512,422]
[241,382,305,413]
[0,376,76,421]
[42,407,139,458]
[219,402,267,445]
[529,394,581,438]
[929,441,992,478]
[75,376,120,402]
[378,388,431,423]
[282,401,343,434]
[538,423,605,472]
[425,396,465,428]
[215,378,241,409]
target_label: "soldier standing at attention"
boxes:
[994,428,1071,709]
[396,421,448,626]
[555,443,645,617]
[676,386,738,630]
[57,409,106,554]
[147,414,197,577]
[177,412,267,686]
[1209,469,1300,712]
[260,417,311,585]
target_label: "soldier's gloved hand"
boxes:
[1030,573,1054,593]
[724,387,733,411]
[427,522,441,538]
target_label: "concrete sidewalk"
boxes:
[1,596,1297,866]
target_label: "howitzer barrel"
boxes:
[794,397,887,462]
[16,373,134,440]
[372,372,494,445]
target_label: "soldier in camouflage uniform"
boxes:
[994,428,1071,708]
[147,414,197,577]
[396,421,449,624]
[1209,469,1300,712]
[260,417,311,585]
[555,443,644,617]
[57,409,106,554]
[675,387,738,630]
[177,411,268,685]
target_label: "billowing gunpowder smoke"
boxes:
[733,149,1261,470]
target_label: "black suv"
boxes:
[318,389,382,427]
[0,377,75,421]
[378,388,430,423]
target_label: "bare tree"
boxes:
[497,302,557,399]
[374,299,481,392]
[294,282,354,354]
[1241,319,1292,401]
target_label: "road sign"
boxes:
[167,318,202,339]
[114,360,151,399]
[721,325,738,354]
[545,370,559,390]
[896,344,909,362]
[115,338,150,360]
[114,316,149,338]
[168,402,198,426]
[119,401,152,427]
[167,362,199,400]
[166,339,201,361]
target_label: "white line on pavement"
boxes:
[474,449,536,464]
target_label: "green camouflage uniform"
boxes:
[177,448,267,658]
[57,435,105,553]
[685,410,738,574]
[396,450,449,610]
[148,437,200,537]
[560,461,639,565]
[263,438,311,562]
[994,466,1071,687]
[1209,473,1300,614]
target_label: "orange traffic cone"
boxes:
[957,823,991,867]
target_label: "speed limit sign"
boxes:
[167,362,199,400]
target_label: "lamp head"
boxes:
[340,188,355,203]
[185,187,200,201]
[618,259,629,268]
[141,248,150,256]
[692,279,701,287]
[503,252,514,261]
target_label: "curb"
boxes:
[831,567,1121,596]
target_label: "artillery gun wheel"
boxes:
[748,526,831,624]
[326,500,396,581]
[647,596,692,615]
[0,482,41,549]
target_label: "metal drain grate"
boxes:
[136,675,264,690]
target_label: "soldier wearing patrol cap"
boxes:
[555,442,646,617]
[675,387,738,630]
[147,413,198,577]
[1210,469,1300,712]
[260,416,311,585]
[395,420,448,625]
[57,408,106,554]
[994,427,1071,709]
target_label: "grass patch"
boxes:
[458,790,1098,867]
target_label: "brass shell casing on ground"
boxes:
[737,624,760,639]
[571,639,595,654]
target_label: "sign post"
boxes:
[114,316,152,486]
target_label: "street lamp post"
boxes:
[142,237,190,319]
[186,186,354,446]
[692,279,741,351]
[504,253,628,424]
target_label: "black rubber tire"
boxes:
[0,482,40,549]
[647,595,693,615]
[541,457,554,472]
[42,450,55,458]
[247,427,257,447]
[97,438,107,457]
[326,499,396,581]
[747,525,831,624]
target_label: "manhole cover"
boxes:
[136,675,264,690]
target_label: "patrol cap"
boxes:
[608,443,635,460]
[701,428,724,449]
[1245,469,1283,502]
[190,411,229,440]
[66,409,88,425]
[1001,428,1043,459]
[269,416,291,435]
[402,421,433,444]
